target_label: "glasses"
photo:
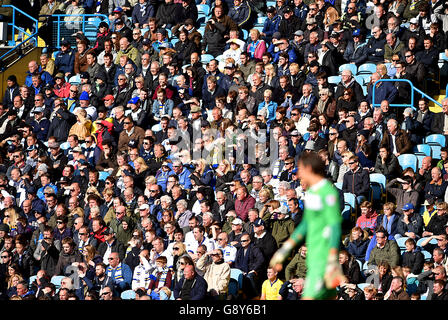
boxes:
[124,122,131,124]
[149,190,158,192]
[173,247,180,250]
[108,257,115,260]
[179,262,186,265]
[392,59,399,62]
[348,161,356,165]
[241,239,249,243]
[329,132,337,135]
[57,221,64,224]
[285,162,293,165]
[70,90,78,93]
[217,238,224,241]
[35,99,42,101]
[405,55,412,58]
[118,78,126,81]
[78,233,86,236]
[1,256,8,258]
[102,292,111,295]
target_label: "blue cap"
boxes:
[128,96,140,105]
[352,29,361,37]
[402,203,414,211]
[79,91,90,101]
[113,7,123,12]
[253,218,265,227]
[292,167,298,174]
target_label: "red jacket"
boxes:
[234,195,256,222]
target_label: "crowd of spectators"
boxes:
[0,0,448,301]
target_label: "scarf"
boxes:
[107,263,124,283]
[150,267,169,288]
[382,214,396,235]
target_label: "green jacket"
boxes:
[368,240,400,268]
[270,217,295,247]
[285,251,307,280]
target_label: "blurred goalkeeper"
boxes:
[270,152,346,299]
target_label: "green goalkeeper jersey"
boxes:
[292,178,342,271]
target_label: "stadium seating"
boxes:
[397,154,417,171]
[421,250,432,261]
[228,268,243,299]
[328,75,341,84]
[414,144,432,157]
[357,63,376,75]
[50,275,65,289]
[338,63,357,75]
[120,290,136,300]
[425,134,446,159]
[395,237,409,253]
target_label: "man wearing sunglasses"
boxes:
[342,155,370,205]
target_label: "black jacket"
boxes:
[401,249,424,275]
[342,167,370,197]
[234,243,265,274]
[173,274,208,300]
[97,239,126,262]
[251,232,277,267]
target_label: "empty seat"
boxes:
[357,63,377,74]
[328,75,341,84]
[414,144,432,157]
[397,154,417,171]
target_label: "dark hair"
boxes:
[298,152,325,176]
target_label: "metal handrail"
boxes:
[0,5,38,62]
[42,14,109,48]
[371,78,442,110]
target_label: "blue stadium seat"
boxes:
[121,290,136,300]
[395,237,409,252]
[197,4,210,17]
[425,134,446,147]
[69,74,81,85]
[397,154,417,171]
[414,144,432,157]
[99,171,110,181]
[369,173,386,191]
[354,75,365,85]
[357,63,377,74]
[60,141,70,150]
[416,154,426,169]
[357,283,371,291]
[51,275,65,289]
[201,54,214,63]
[28,275,37,286]
[416,237,437,248]
[256,16,267,25]
[242,29,248,40]
[328,75,341,84]
[228,268,243,299]
[421,250,432,261]
[334,182,342,190]
[338,63,357,75]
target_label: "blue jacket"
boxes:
[173,274,208,300]
[28,118,51,141]
[262,15,281,41]
[346,239,369,263]
[25,68,54,87]
[234,243,265,274]
[228,1,252,29]
[366,80,398,107]
[55,49,75,75]
[152,99,174,118]
[132,2,154,26]
[257,100,278,122]
[177,167,193,190]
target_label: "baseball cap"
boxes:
[0,224,10,233]
[352,29,361,37]
[114,18,124,25]
[190,105,201,113]
[113,7,123,13]
[290,130,299,136]
[26,145,38,152]
[329,31,339,38]
[232,218,243,225]
[72,146,82,153]
[142,38,151,45]
[61,39,70,46]
[103,94,114,101]
[304,140,315,151]
[294,30,304,36]
[55,72,65,79]
[34,107,44,113]
[309,60,319,68]
[80,72,90,80]
[79,91,90,101]
[402,203,415,211]
[225,62,236,69]
[272,32,281,40]
[410,18,418,25]
[156,28,167,36]
[128,96,140,105]
[102,227,114,235]
[253,218,265,227]
[283,6,293,14]
[266,6,276,13]
[128,139,138,148]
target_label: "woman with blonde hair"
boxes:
[133,156,150,190]
[84,186,103,204]
[264,64,279,88]
[247,28,267,61]
[190,158,215,188]
[255,188,273,211]
[7,271,24,298]
[345,226,370,263]
[324,6,340,31]
[215,159,235,191]
[376,64,390,79]
[132,75,146,97]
